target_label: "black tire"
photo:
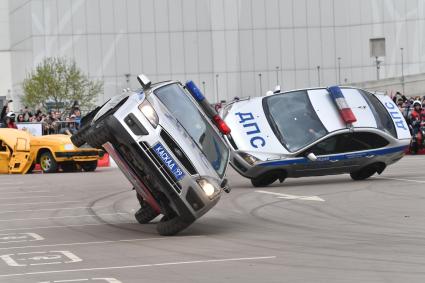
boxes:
[350,166,377,181]
[70,106,102,147]
[26,163,35,174]
[156,215,193,236]
[61,162,78,172]
[250,171,280,187]
[135,200,158,224]
[39,151,58,173]
[81,161,98,172]
[84,117,113,149]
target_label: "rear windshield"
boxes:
[154,83,228,177]
[263,90,328,152]
[359,90,397,138]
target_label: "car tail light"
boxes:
[213,115,231,135]
[328,86,357,124]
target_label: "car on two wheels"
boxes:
[221,86,411,187]
[71,75,231,236]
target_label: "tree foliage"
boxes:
[22,57,103,112]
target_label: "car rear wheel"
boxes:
[135,197,158,224]
[61,162,77,172]
[39,151,58,173]
[81,161,98,172]
[350,164,378,181]
[156,215,193,236]
[250,171,281,187]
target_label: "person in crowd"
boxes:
[72,108,81,129]
[2,112,18,129]
[17,114,25,123]
[409,100,425,154]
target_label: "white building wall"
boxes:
[7,0,425,108]
[0,0,12,102]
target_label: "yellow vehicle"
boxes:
[0,128,103,174]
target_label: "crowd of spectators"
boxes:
[1,101,82,135]
[393,92,425,153]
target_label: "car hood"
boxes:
[223,97,289,155]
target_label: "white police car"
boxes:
[221,86,411,187]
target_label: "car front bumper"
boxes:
[105,114,221,223]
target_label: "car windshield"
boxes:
[154,83,228,177]
[263,90,328,152]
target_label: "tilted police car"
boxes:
[221,86,411,187]
[71,75,231,235]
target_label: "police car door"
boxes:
[294,134,352,176]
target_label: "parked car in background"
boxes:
[0,128,102,174]
[221,86,411,187]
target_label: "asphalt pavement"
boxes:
[0,156,424,282]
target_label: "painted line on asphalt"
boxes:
[0,213,130,222]
[0,206,107,215]
[0,222,137,232]
[0,191,49,195]
[0,195,63,200]
[255,190,325,202]
[375,177,425,184]
[0,235,203,250]
[0,256,276,278]
[0,201,81,207]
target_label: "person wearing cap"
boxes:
[2,112,18,129]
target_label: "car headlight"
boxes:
[63,144,75,151]
[138,99,159,128]
[197,178,218,198]
[239,152,259,165]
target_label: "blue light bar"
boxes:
[185,81,205,102]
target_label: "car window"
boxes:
[263,90,328,152]
[154,83,229,177]
[0,141,7,152]
[359,90,397,138]
[300,132,389,156]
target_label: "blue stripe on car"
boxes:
[259,145,407,167]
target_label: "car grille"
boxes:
[139,141,182,194]
[160,130,197,175]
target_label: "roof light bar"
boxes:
[327,86,357,124]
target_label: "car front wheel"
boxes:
[250,171,281,187]
[39,151,58,173]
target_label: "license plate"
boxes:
[152,143,185,181]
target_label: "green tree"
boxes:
[22,57,103,113]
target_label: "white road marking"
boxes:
[0,201,81,207]
[0,213,129,222]
[0,256,276,278]
[0,195,62,200]
[256,190,325,202]
[0,251,82,267]
[0,235,203,250]
[375,177,425,184]
[0,222,136,232]
[39,278,122,283]
[0,190,49,195]
[0,232,44,244]
[0,206,107,215]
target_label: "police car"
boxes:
[71,75,231,235]
[221,86,411,187]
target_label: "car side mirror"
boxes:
[306,152,317,161]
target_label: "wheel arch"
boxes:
[36,148,54,163]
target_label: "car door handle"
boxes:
[366,155,375,158]
[330,160,339,163]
